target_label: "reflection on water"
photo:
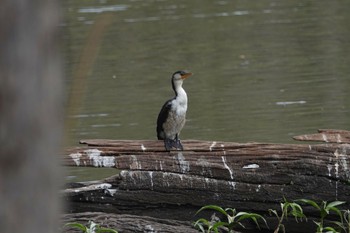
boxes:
[63,0,350,180]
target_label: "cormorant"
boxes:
[156,70,192,151]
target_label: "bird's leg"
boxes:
[164,138,173,151]
[175,134,183,151]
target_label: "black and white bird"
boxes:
[156,70,192,151]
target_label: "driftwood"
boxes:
[63,132,350,232]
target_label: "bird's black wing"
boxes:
[156,99,173,139]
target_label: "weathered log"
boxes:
[294,129,350,143]
[63,139,350,233]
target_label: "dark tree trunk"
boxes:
[0,1,63,233]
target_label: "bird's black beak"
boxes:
[181,72,193,80]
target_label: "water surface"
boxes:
[63,0,350,181]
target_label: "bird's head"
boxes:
[171,70,192,91]
[172,70,192,82]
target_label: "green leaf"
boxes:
[196,205,228,217]
[251,217,260,229]
[97,227,119,233]
[194,224,205,232]
[289,203,306,220]
[234,211,250,219]
[281,202,287,212]
[224,208,236,224]
[64,222,88,232]
[268,209,279,218]
[329,206,344,220]
[195,224,206,233]
[322,226,339,233]
[228,221,246,230]
[235,212,268,229]
[331,220,346,232]
[193,219,210,233]
[194,218,210,226]
[297,199,321,210]
[326,201,346,209]
[211,221,229,230]
[236,212,263,222]
[224,207,236,217]
[314,221,323,233]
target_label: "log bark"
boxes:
[63,139,350,232]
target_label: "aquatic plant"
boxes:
[297,199,346,233]
[194,199,349,233]
[269,198,306,233]
[194,204,267,233]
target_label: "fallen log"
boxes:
[63,138,350,233]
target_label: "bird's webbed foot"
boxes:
[164,137,184,151]
[174,134,183,151]
[164,138,173,151]
[175,139,183,150]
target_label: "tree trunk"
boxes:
[0,1,62,233]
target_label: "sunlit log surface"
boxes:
[294,129,350,143]
[63,138,350,233]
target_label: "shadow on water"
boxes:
[63,0,350,181]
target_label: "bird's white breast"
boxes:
[172,88,187,115]
[161,86,188,139]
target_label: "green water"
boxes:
[63,0,350,181]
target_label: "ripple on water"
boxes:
[78,5,129,14]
